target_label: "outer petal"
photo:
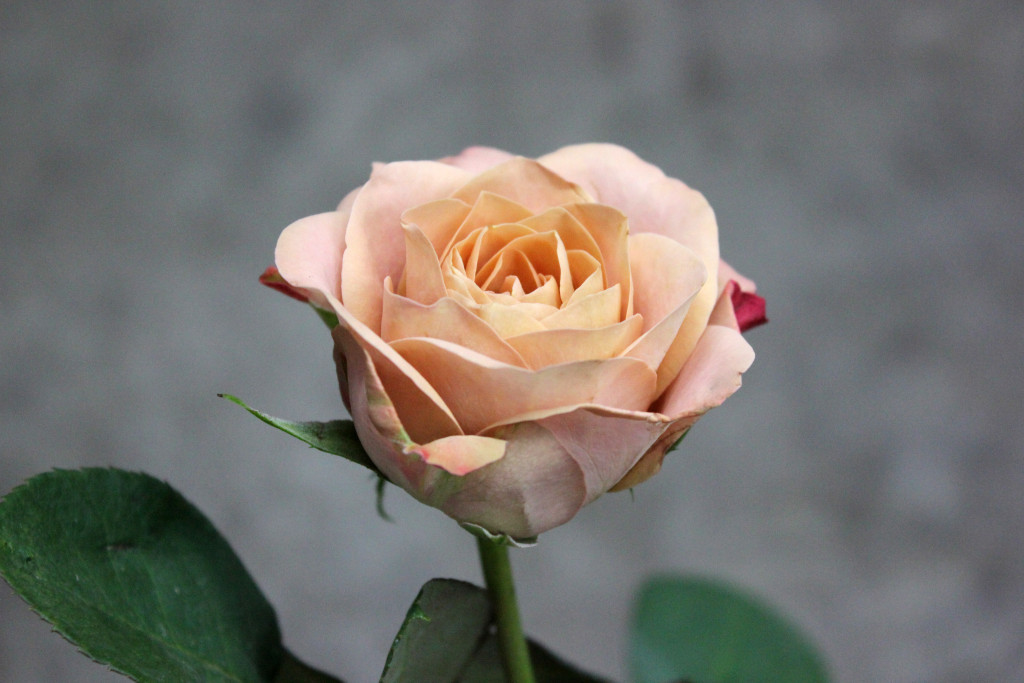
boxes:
[275,211,348,310]
[613,287,756,491]
[440,146,516,173]
[439,421,588,539]
[718,259,757,292]
[528,406,671,505]
[622,232,707,395]
[542,144,720,341]
[389,337,658,435]
[342,160,472,332]
[334,323,503,486]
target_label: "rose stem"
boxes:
[476,537,536,683]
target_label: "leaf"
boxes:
[380,578,611,683]
[458,637,614,683]
[0,468,340,683]
[629,575,829,683]
[219,394,380,476]
[380,579,492,683]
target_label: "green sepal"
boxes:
[312,305,340,330]
[459,522,537,549]
[630,574,830,683]
[0,468,340,682]
[220,394,381,476]
[374,475,393,522]
[380,578,609,683]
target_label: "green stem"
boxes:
[476,537,536,683]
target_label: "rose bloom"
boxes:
[265,144,765,539]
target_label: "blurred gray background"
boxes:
[2,3,1022,682]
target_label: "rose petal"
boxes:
[614,290,756,491]
[541,284,621,330]
[441,146,516,173]
[399,225,447,305]
[333,320,462,444]
[260,266,310,303]
[450,157,592,212]
[342,160,472,331]
[543,146,719,325]
[401,198,472,256]
[505,315,644,369]
[622,232,708,395]
[439,420,588,539]
[719,259,757,292]
[458,222,534,280]
[469,301,551,337]
[560,203,633,318]
[409,435,506,476]
[389,337,658,434]
[729,281,768,332]
[332,322,448,490]
[380,287,527,367]
[520,206,604,266]
[530,405,670,504]
[275,211,348,310]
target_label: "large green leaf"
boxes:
[380,578,611,683]
[458,636,614,683]
[219,394,380,476]
[629,575,829,683]
[380,579,493,683]
[0,468,339,682]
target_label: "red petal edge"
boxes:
[729,280,768,332]
[259,266,310,303]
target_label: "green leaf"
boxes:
[219,394,380,476]
[629,575,829,683]
[380,579,492,683]
[459,637,614,683]
[380,578,610,683]
[0,468,340,682]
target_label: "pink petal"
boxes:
[530,405,671,504]
[259,266,310,303]
[331,303,464,444]
[623,233,708,396]
[408,435,506,476]
[440,146,516,173]
[561,203,633,319]
[718,259,757,292]
[389,337,658,435]
[541,145,720,326]
[505,315,644,369]
[401,198,472,257]
[658,305,755,420]
[380,287,527,367]
[399,225,447,305]
[614,290,756,491]
[439,420,588,539]
[332,322,451,491]
[540,284,622,330]
[342,160,472,332]
[450,158,591,213]
[275,211,348,310]
[441,192,535,263]
[729,280,768,332]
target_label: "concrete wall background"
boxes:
[2,4,1022,681]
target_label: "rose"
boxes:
[266,143,765,539]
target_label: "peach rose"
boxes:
[268,144,764,540]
